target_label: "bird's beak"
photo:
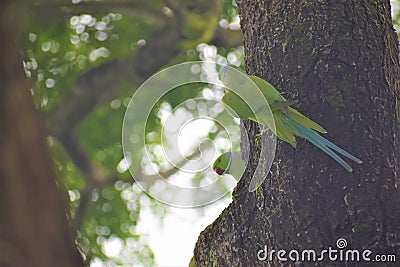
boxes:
[214,167,225,175]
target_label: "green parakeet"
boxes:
[214,66,362,175]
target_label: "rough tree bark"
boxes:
[0,1,84,267]
[195,0,400,266]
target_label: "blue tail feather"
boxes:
[288,116,360,172]
[293,119,362,163]
[309,130,362,163]
[297,124,353,172]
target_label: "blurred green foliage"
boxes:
[24,0,243,265]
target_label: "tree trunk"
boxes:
[0,1,84,267]
[195,0,400,266]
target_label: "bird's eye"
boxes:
[218,158,221,162]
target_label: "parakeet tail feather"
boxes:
[288,116,362,172]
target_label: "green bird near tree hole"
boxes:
[213,65,362,177]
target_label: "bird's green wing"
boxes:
[249,75,286,103]
[288,107,327,133]
[250,74,327,133]
[273,111,297,147]
[221,91,256,121]
[269,100,298,111]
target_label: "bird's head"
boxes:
[213,152,232,175]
